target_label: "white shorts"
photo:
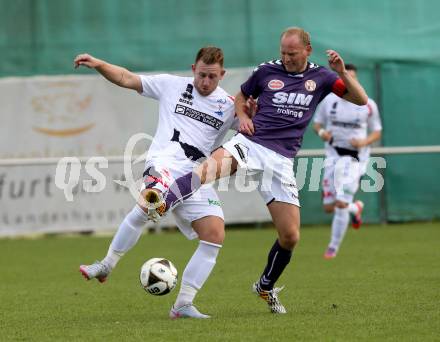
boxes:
[322,156,365,205]
[144,160,224,240]
[222,133,300,207]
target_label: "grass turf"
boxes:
[0,222,439,341]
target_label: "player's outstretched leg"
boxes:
[141,165,171,221]
[324,206,349,259]
[143,171,203,221]
[79,205,149,282]
[142,189,167,222]
[79,261,112,283]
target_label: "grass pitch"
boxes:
[1,222,439,341]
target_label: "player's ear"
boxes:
[220,69,226,79]
[306,44,313,56]
[191,64,196,73]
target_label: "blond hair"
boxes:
[280,27,311,47]
[195,46,224,67]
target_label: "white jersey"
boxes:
[314,93,382,161]
[139,74,237,171]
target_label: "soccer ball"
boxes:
[140,258,178,296]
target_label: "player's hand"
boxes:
[326,50,345,74]
[243,96,258,117]
[350,138,367,148]
[239,116,255,136]
[321,130,332,142]
[74,53,103,69]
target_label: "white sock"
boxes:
[102,205,149,269]
[348,202,359,214]
[174,240,221,308]
[329,207,350,251]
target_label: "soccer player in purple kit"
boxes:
[146,27,368,314]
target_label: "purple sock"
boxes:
[165,172,202,209]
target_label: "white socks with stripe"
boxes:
[329,207,350,251]
[101,206,221,309]
[174,240,221,308]
[103,205,149,269]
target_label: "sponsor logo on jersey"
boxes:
[305,80,316,92]
[276,108,303,118]
[272,92,313,106]
[268,79,285,90]
[179,83,194,105]
[330,101,338,115]
[214,105,224,117]
[174,104,224,130]
[330,120,362,129]
[215,100,225,116]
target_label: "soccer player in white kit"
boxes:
[144,27,369,314]
[313,64,382,259]
[74,47,238,319]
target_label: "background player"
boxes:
[313,63,382,259]
[75,46,238,319]
[145,27,368,314]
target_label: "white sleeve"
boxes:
[313,96,329,125]
[212,108,238,151]
[367,99,382,132]
[221,95,239,131]
[223,100,239,131]
[138,74,175,100]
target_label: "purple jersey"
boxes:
[241,60,341,158]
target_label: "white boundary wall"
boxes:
[0,68,272,237]
[2,71,439,237]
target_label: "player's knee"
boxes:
[198,226,225,245]
[279,229,300,250]
[205,231,224,245]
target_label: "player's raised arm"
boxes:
[326,50,368,105]
[74,53,142,93]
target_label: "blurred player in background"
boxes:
[144,27,368,314]
[75,46,239,319]
[313,63,382,259]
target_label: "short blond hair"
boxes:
[280,27,311,47]
[195,46,224,67]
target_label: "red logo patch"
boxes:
[268,79,284,90]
